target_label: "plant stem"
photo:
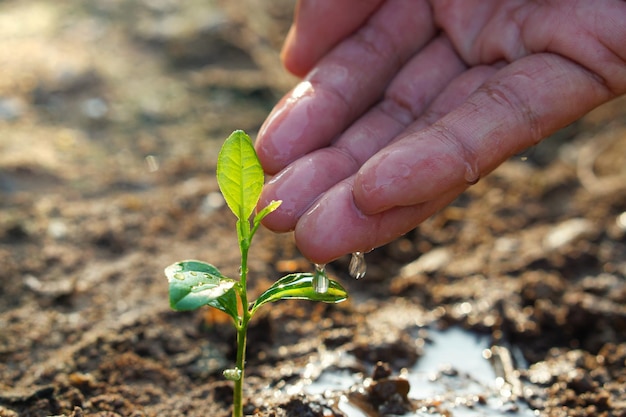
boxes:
[233,321,248,417]
[233,238,251,417]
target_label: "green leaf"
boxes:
[253,200,281,226]
[165,260,239,319]
[251,200,281,237]
[217,130,264,223]
[250,273,348,314]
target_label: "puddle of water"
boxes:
[408,327,496,396]
[305,327,537,417]
[404,327,535,416]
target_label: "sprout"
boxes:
[165,130,348,417]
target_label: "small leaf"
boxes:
[250,273,348,314]
[253,200,282,226]
[217,130,264,222]
[165,260,239,319]
[251,200,281,237]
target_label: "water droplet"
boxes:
[173,272,185,280]
[349,252,367,279]
[312,263,329,294]
[223,367,242,381]
[464,161,480,185]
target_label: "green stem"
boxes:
[233,238,251,417]
[233,321,248,417]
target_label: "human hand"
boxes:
[255,0,626,264]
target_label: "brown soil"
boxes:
[1,1,625,416]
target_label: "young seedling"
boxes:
[165,130,348,417]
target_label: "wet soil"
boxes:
[1,1,625,416]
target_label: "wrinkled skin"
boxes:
[255,0,626,263]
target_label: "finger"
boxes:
[281,0,385,77]
[259,37,469,232]
[294,180,467,263]
[353,52,618,215]
[255,0,435,175]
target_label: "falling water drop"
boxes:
[349,252,367,279]
[312,263,329,294]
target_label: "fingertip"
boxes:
[293,214,346,265]
[259,211,295,234]
[280,24,312,78]
[258,199,295,234]
[260,149,360,235]
[254,135,282,176]
[256,80,352,175]
[254,86,310,175]
[352,177,394,219]
[352,149,404,215]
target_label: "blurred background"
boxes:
[0,0,295,198]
